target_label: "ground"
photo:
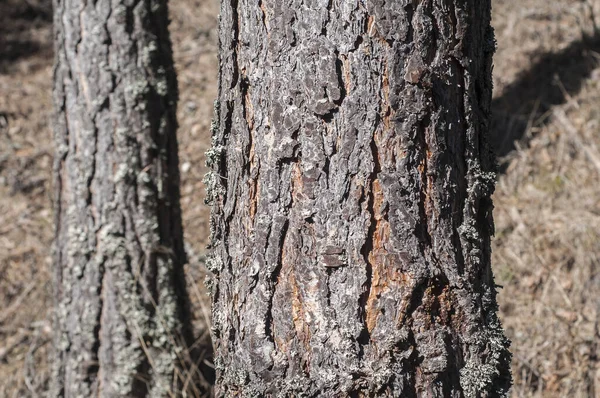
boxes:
[1,0,599,396]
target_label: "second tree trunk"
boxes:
[50,1,205,396]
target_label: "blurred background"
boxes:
[1,0,600,396]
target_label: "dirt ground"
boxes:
[1,0,600,396]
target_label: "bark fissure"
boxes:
[266,218,290,344]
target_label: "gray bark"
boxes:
[208,0,512,397]
[50,1,204,396]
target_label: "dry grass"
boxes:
[1,0,600,396]
[492,0,600,396]
[0,1,54,395]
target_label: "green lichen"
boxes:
[205,254,223,274]
[143,41,159,65]
[459,313,512,398]
[205,145,224,168]
[203,171,224,206]
[154,67,169,96]
[127,79,150,99]
[204,98,225,205]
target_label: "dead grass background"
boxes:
[1,0,600,396]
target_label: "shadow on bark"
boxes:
[490,33,600,163]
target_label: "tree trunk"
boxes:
[51,1,203,396]
[208,0,511,397]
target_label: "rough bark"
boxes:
[208,0,511,397]
[51,1,200,396]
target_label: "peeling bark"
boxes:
[50,1,203,396]
[208,0,511,397]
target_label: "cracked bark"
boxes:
[208,0,512,397]
[50,1,208,396]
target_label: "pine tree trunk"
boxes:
[208,0,512,397]
[51,1,200,396]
